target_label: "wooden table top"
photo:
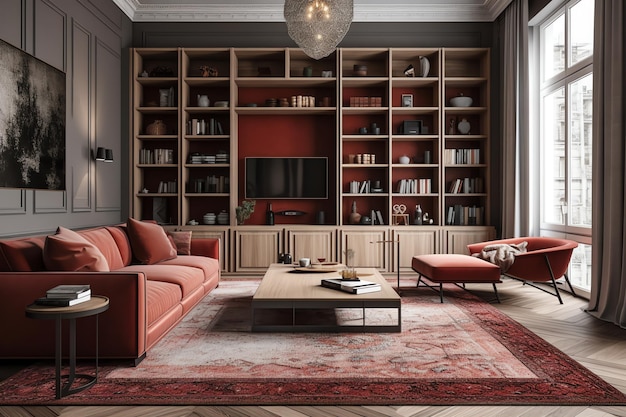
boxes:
[253,263,400,302]
[25,295,110,320]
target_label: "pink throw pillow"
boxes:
[126,218,177,264]
[167,231,192,256]
[43,227,110,272]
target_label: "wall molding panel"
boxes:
[0,0,130,237]
[0,190,27,215]
[94,37,121,213]
[34,190,67,213]
[34,0,67,71]
[70,20,93,212]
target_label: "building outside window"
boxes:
[533,0,593,294]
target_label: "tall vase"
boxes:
[419,56,430,77]
[349,200,361,225]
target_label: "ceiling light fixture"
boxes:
[284,0,353,60]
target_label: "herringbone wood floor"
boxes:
[3,277,626,417]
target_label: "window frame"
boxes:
[531,0,593,296]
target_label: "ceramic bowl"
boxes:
[214,101,229,107]
[450,96,473,107]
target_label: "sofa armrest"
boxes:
[190,238,220,260]
[0,271,147,361]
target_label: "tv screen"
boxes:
[245,157,328,199]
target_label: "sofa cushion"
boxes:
[167,231,192,256]
[118,264,204,298]
[80,227,125,270]
[43,227,109,272]
[0,236,46,272]
[126,218,176,265]
[105,226,133,267]
[159,255,219,284]
[146,280,182,327]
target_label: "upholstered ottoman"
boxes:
[411,254,501,302]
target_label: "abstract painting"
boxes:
[0,38,66,190]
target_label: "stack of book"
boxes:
[35,284,91,306]
[321,278,381,294]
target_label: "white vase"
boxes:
[419,56,430,77]
[458,118,471,135]
[197,95,210,107]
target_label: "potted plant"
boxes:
[235,200,256,225]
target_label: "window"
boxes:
[535,0,593,294]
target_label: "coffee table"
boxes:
[252,263,401,332]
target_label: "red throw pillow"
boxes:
[126,218,177,264]
[43,226,110,272]
[167,231,192,256]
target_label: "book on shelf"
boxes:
[375,210,384,225]
[397,178,432,194]
[321,278,381,294]
[35,296,90,307]
[46,284,91,299]
[447,205,483,225]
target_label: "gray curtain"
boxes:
[587,0,626,327]
[497,0,530,238]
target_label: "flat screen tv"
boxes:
[245,157,328,199]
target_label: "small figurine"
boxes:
[404,64,415,77]
[449,118,457,135]
[200,66,218,77]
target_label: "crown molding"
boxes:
[112,0,513,22]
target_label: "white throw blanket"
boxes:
[472,241,528,272]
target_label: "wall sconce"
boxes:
[95,147,114,163]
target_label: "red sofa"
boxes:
[0,219,220,365]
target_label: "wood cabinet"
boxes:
[391,227,440,272]
[234,228,282,272]
[285,227,337,263]
[444,226,495,255]
[340,228,389,271]
[130,47,495,274]
[442,49,490,227]
[180,48,233,226]
[131,48,181,225]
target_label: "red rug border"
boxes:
[2,282,625,406]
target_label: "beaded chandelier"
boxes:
[284,0,353,60]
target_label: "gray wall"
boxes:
[0,0,132,237]
[132,21,493,49]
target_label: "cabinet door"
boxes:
[340,228,389,271]
[234,229,282,272]
[286,228,336,263]
[392,227,440,272]
[445,226,495,254]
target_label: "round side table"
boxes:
[25,295,109,399]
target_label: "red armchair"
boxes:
[467,237,578,304]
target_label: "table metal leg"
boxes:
[55,318,62,399]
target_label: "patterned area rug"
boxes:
[1,279,625,405]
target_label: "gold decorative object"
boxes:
[200,66,218,77]
[146,120,167,135]
[284,0,353,60]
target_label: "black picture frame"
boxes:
[0,39,66,190]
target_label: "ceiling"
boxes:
[112,0,513,22]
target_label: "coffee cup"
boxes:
[299,258,311,267]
